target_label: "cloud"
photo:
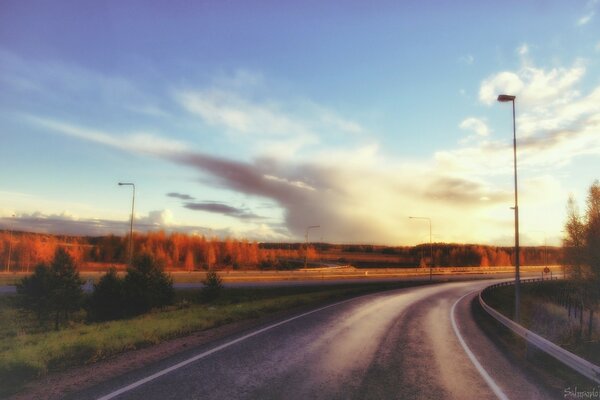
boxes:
[577,11,595,25]
[479,61,585,107]
[424,176,511,205]
[0,49,163,117]
[166,192,195,201]
[175,83,366,158]
[26,116,187,156]
[459,54,474,65]
[2,210,177,236]
[459,117,490,137]
[184,202,263,220]
[516,44,529,56]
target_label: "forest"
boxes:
[0,230,561,271]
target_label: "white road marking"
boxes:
[97,297,359,400]
[450,290,510,400]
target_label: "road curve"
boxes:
[71,279,559,400]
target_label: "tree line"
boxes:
[0,230,560,271]
[559,180,600,339]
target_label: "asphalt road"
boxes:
[0,270,550,294]
[69,278,560,400]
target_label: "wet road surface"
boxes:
[71,278,559,400]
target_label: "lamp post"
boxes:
[304,225,320,269]
[409,216,432,281]
[6,214,15,272]
[497,94,521,322]
[118,182,135,266]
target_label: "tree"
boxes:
[87,268,124,321]
[585,180,600,282]
[564,195,586,279]
[200,270,223,302]
[16,264,53,324]
[563,181,600,339]
[16,248,83,330]
[122,252,174,316]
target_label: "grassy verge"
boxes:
[0,280,427,396]
[481,281,600,365]
[471,296,596,397]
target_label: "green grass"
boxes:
[0,280,428,396]
[482,281,600,365]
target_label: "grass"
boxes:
[0,280,428,396]
[471,296,596,395]
[482,281,600,365]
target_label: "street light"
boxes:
[304,225,320,269]
[497,93,521,322]
[6,214,15,273]
[528,230,547,271]
[118,182,135,266]
[409,216,433,281]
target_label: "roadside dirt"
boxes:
[9,306,313,400]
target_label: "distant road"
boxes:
[0,270,554,295]
[69,277,559,400]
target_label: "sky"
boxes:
[1,0,599,246]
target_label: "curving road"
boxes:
[70,279,559,400]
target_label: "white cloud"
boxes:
[26,116,187,156]
[577,11,595,25]
[479,61,585,107]
[459,117,490,137]
[459,54,474,65]
[517,43,529,56]
[175,83,366,158]
[479,72,524,105]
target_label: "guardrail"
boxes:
[479,279,600,384]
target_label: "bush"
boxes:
[87,268,124,322]
[200,270,223,302]
[122,252,174,316]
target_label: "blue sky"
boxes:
[1,0,599,245]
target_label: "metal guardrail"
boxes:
[479,279,600,384]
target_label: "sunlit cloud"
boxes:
[459,117,490,138]
[479,61,585,107]
[27,116,188,156]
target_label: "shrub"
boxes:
[200,270,223,302]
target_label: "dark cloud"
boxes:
[166,192,195,200]
[184,201,263,220]
[166,151,391,243]
[425,176,511,205]
[0,213,217,237]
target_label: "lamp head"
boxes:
[497,94,516,102]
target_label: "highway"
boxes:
[69,278,559,400]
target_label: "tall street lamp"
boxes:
[118,182,136,266]
[6,214,15,273]
[304,225,320,269]
[409,216,433,281]
[497,93,521,322]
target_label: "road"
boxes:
[69,278,560,400]
[0,270,553,294]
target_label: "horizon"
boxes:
[2,1,600,247]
